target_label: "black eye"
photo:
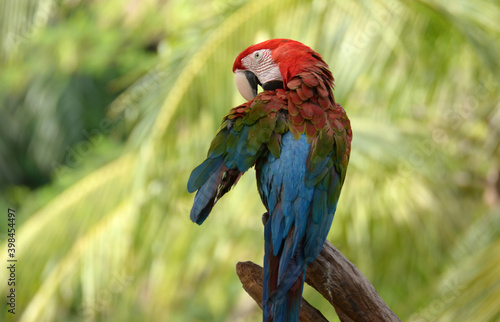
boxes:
[254,52,260,59]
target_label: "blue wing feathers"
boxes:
[189,158,225,224]
[187,156,224,193]
[304,156,330,187]
[313,186,328,224]
[271,205,285,256]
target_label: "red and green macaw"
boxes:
[187,39,352,322]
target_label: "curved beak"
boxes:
[235,70,260,101]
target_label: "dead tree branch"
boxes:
[236,261,328,322]
[235,240,401,322]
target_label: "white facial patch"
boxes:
[241,49,283,85]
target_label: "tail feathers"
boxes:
[267,266,306,322]
[189,156,242,225]
[263,221,307,322]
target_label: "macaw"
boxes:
[187,39,352,322]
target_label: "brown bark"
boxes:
[235,240,401,322]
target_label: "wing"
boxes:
[259,73,352,266]
[187,93,289,225]
[283,69,352,262]
[258,70,351,321]
[303,102,351,261]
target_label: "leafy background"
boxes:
[0,0,499,321]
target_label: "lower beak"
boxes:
[235,70,260,101]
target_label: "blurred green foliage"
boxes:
[0,0,499,321]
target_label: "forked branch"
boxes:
[236,240,400,321]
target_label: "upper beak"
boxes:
[235,70,260,101]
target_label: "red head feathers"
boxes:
[233,39,331,87]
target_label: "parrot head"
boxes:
[233,38,329,101]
